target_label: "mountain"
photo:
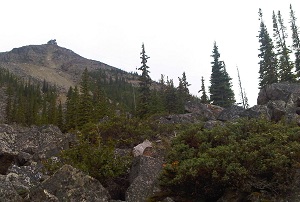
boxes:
[0,42,122,92]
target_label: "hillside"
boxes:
[0,42,123,92]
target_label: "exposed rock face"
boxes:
[126,156,163,202]
[0,174,23,201]
[0,124,75,174]
[257,82,300,105]
[184,101,224,120]
[217,105,244,121]
[0,44,116,93]
[0,124,76,201]
[133,140,152,157]
[28,165,110,202]
[256,82,300,123]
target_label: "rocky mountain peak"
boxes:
[0,43,116,92]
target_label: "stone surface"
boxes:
[255,82,300,122]
[0,174,23,201]
[185,101,224,120]
[28,164,110,202]
[126,156,163,202]
[257,82,300,105]
[133,139,152,157]
[240,105,271,120]
[217,105,245,121]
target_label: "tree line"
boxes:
[5,5,300,128]
[258,4,300,88]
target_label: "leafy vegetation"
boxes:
[159,118,300,201]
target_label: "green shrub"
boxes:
[159,118,300,201]
[96,116,153,148]
[60,136,132,184]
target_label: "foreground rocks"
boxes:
[28,165,110,202]
[0,124,167,201]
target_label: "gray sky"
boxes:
[1,0,300,106]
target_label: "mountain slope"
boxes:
[0,43,119,92]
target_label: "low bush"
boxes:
[159,118,300,201]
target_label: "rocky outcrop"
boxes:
[0,174,24,201]
[157,102,224,125]
[255,82,300,123]
[184,101,224,120]
[126,156,163,202]
[0,124,75,174]
[0,124,76,201]
[28,165,110,202]
[257,82,300,105]
[217,105,245,121]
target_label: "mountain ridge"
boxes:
[0,43,122,92]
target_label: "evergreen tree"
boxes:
[5,83,13,122]
[78,68,93,127]
[137,43,152,117]
[177,72,191,101]
[199,76,209,104]
[165,78,177,114]
[289,4,300,80]
[273,10,295,82]
[177,72,191,112]
[65,86,80,130]
[56,101,64,131]
[209,42,235,107]
[258,8,278,88]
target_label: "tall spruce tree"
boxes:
[177,72,191,112]
[209,42,235,107]
[290,4,300,80]
[258,8,278,88]
[78,68,93,127]
[165,78,177,114]
[199,76,209,104]
[273,10,295,82]
[137,43,152,117]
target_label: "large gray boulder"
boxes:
[217,105,245,121]
[126,156,163,202]
[28,164,110,202]
[256,82,300,123]
[257,82,300,105]
[184,101,224,120]
[0,124,75,175]
[0,174,24,202]
[240,105,271,120]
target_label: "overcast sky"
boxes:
[1,0,300,106]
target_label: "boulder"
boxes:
[28,164,110,202]
[255,82,300,122]
[7,163,45,189]
[14,125,75,161]
[217,105,245,121]
[0,126,18,174]
[240,105,271,120]
[257,82,300,105]
[158,113,198,124]
[267,100,286,122]
[133,140,152,157]
[185,101,224,120]
[0,174,23,201]
[126,156,163,202]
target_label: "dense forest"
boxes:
[2,4,300,201]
